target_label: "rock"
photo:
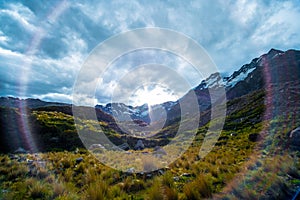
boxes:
[134,140,145,150]
[153,146,167,155]
[146,173,152,179]
[37,160,47,168]
[173,176,180,181]
[218,136,229,141]
[248,133,261,142]
[14,147,27,154]
[290,127,300,137]
[181,173,192,177]
[1,190,8,194]
[126,167,135,173]
[76,157,84,164]
[9,154,20,160]
[289,127,300,150]
[50,137,59,142]
[118,143,130,151]
[27,159,34,165]
[17,156,26,162]
[230,132,237,136]
[89,144,105,150]
[158,169,164,175]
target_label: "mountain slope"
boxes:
[1,49,299,153]
[0,49,299,199]
[94,49,300,126]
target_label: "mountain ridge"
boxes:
[1,48,299,125]
[0,48,299,200]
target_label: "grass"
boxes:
[0,90,299,199]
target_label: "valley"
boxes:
[0,49,300,199]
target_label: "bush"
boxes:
[164,186,178,200]
[122,177,145,193]
[162,171,175,188]
[183,175,212,200]
[148,179,163,200]
[7,164,28,180]
[28,180,53,199]
[83,180,110,200]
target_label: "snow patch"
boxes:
[226,67,255,87]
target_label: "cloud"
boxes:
[0,3,38,33]
[91,49,203,105]
[1,0,300,105]
[251,1,300,46]
[129,84,178,106]
[229,0,258,25]
[0,31,9,45]
[32,93,72,103]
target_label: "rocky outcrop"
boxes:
[289,127,300,151]
[134,140,145,150]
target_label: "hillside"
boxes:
[0,49,299,199]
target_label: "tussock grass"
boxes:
[1,90,299,199]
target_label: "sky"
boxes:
[1,0,300,106]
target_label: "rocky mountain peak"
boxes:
[267,48,284,57]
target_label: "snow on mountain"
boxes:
[226,67,256,88]
[96,101,177,123]
[96,49,297,123]
[96,58,259,122]
[204,73,225,89]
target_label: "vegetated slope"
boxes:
[1,87,298,199]
[95,49,300,129]
[0,89,269,200]
[0,105,124,153]
[0,105,171,153]
[0,97,70,108]
[0,48,299,199]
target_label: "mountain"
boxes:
[0,48,299,200]
[0,97,70,108]
[1,48,299,150]
[96,101,177,124]
[96,103,151,123]
[2,48,298,135]
[3,48,296,128]
[96,48,300,125]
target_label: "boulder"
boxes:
[153,146,167,158]
[118,143,130,151]
[89,144,105,150]
[26,159,34,165]
[126,167,135,173]
[50,137,59,142]
[218,136,229,141]
[181,172,192,177]
[134,140,145,150]
[76,157,84,164]
[248,133,261,142]
[146,173,152,178]
[230,132,237,137]
[14,147,27,154]
[289,127,300,151]
[89,144,105,153]
[158,169,164,175]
